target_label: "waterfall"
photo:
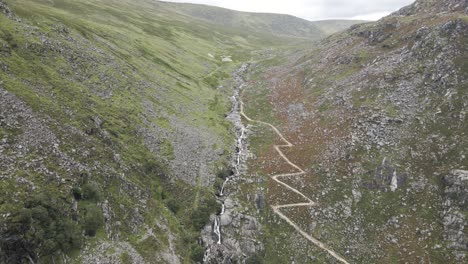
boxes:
[214,217,221,244]
[202,64,249,263]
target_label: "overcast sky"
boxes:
[162,0,415,21]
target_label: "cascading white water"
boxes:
[236,127,245,172]
[219,178,229,196]
[202,64,249,263]
[213,217,221,244]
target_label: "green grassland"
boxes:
[0,0,308,262]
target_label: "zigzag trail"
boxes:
[239,99,350,264]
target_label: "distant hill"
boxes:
[158,1,363,40]
[312,19,367,35]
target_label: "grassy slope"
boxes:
[0,0,312,263]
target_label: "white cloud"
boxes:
[161,0,415,21]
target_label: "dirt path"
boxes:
[240,100,350,264]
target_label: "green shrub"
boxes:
[0,194,82,262]
[83,204,104,236]
[190,243,205,262]
[72,186,83,200]
[216,166,233,180]
[81,182,102,202]
[190,197,219,230]
[143,159,161,175]
[166,198,180,214]
[191,207,211,230]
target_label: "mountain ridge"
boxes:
[158,0,363,40]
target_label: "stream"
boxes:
[203,63,249,262]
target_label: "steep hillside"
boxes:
[238,0,468,263]
[0,0,316,263]
[159,1,362,40]
[1,0,466,263]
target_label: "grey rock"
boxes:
[255,192,265,210]
[441,170,468,260]
[396,0,468,16]
[0,0,12,18]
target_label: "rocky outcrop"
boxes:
[202,198,264,264]
[395,0,468,16]
[0,0,12,18]
[442,170,468,261]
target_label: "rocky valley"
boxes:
[0,0,467,263]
